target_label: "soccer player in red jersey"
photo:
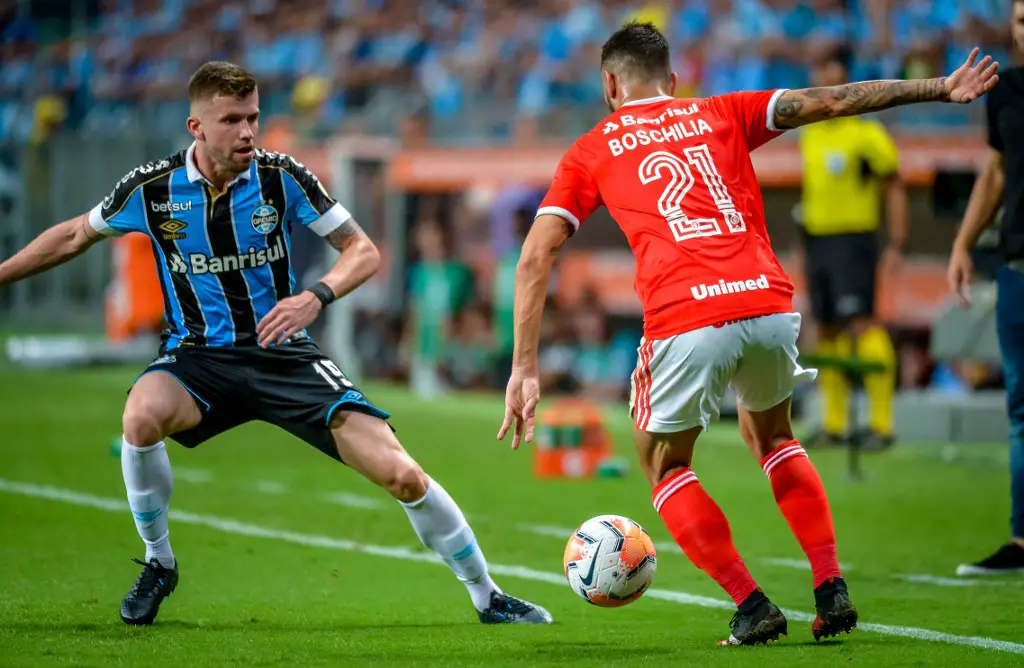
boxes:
[498,22,999,646]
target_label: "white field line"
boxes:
[762,557,855,571]
[253,481,288,494]
[762,558,1022,588]
[893,574,1023,588]
[173,467,213,484]
[3,479,1024,655]
[321,492,388,510]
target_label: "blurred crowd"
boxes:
[1,0,1016,143]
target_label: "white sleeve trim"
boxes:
[88,204,123,237]
[536,206,580,231]
[308,202,352,237]
[765,88,789,133]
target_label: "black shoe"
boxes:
[718,591,787,646]
[477,591,553,625]
[120,558,178,626]
[804,430,847,449]
[855,430,895,452]
[956,542,1024,576]
[812,577,857,641]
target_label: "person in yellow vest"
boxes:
[798,46,908,449]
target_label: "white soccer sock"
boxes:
[400,477,501,611]
[121,437,175,569]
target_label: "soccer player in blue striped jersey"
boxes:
[0,61,552,627]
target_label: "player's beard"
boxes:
[219,146,253,177]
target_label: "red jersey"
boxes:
[538,91,795,340]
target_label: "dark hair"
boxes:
[188,61,257,102]
[600,21,671,84]
[820,44,854,73]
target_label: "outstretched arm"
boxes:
[255,217,379,348]
[0,213,104,287]
[497,214,572,449]
[774,48,999,129]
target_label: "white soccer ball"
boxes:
[563,514,657,607]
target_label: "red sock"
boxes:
[653,468,759,605]
[761,440,842,587]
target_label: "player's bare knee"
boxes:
[635,427,698,487]
[384,461,428,503]
[122,403,166,447]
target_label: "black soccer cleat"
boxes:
[804,430,847,449]
[812,577,857,641]
[956,542,1024,576]
[120,558,178,626]
[856,429,895,452]
[718,591,788,646]
[477,591,553,625]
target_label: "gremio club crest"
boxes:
[251,205,280,234]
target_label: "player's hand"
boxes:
[256,292,323,348]
[498,369,541,451]
[947,245,975,308]
[943,48,999,103]
[880,244,903,285]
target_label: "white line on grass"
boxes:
[253,481,288,494]
[763,559,1019,589]
[763,557,855,571]
[518,523,573,538]
[173,468,213,484]
[3,479,1023,656]
[321,492,388,510]
[893,574,1023,588]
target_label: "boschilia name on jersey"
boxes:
[168,235,286,276]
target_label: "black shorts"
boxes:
[804,231,878,326]
[134,341,391,461]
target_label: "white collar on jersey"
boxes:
[184,141,253,187]
[621,95,675,107]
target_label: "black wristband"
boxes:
[306,281,336,308]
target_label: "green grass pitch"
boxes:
[1,363,1022,666]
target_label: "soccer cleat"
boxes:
[718,593,788,646]
[856,430,895,452]
[955,542,1024,576]
[477,591,553,625]
[804,430,847,449]
[812,577,857,641]
[120,557,178,626]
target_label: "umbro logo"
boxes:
[158,219,188,241]
[602,121,620,134]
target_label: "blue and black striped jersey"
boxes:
[88,143,350,349]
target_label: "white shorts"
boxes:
[630,313,817,433]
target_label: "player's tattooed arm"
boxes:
[324,217,367,253]
[317,217,381,301]
[773,47,999,130]
[773,80,947,129]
